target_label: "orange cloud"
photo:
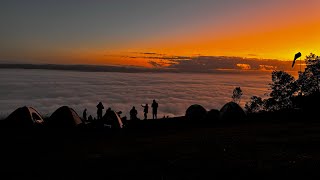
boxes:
[237,64,251,70]
[259,65,276,71]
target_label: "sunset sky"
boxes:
[0,0,319,67]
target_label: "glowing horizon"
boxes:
[0,0,319,67]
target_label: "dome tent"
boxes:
[101,109,124,129]
[5,106,44,128]
[185,104,207,121]
[220,102,246,121]
[207,109,220,121]
[48,106,83,128]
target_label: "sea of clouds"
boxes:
[0,69,271,119]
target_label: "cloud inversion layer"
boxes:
[0,69,271,119]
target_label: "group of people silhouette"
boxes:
[82,100,159,122]
[130,100,159,120]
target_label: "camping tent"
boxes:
[220,102,246,121]
[5,106,44,128]
[207,109,220,121]
[185,104,207,121]
[48,106,83,128]
[102,110,124,129]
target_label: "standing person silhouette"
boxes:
[151,100,158,119]
[130,106,138,120]
[96,102,104,120]
[88,115,93,122]
[83,108,87,121]
[141,104,149,120]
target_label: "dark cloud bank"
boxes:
[0,56,299,73]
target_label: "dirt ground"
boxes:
[1,119,320,179]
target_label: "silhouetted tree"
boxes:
[297,53,320,95]
[245,53,320,113]
[232,87,243,104]
[245,71,298,112]
[262,98,278,112]
[268,71,298,110]
[245,96,264,113]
